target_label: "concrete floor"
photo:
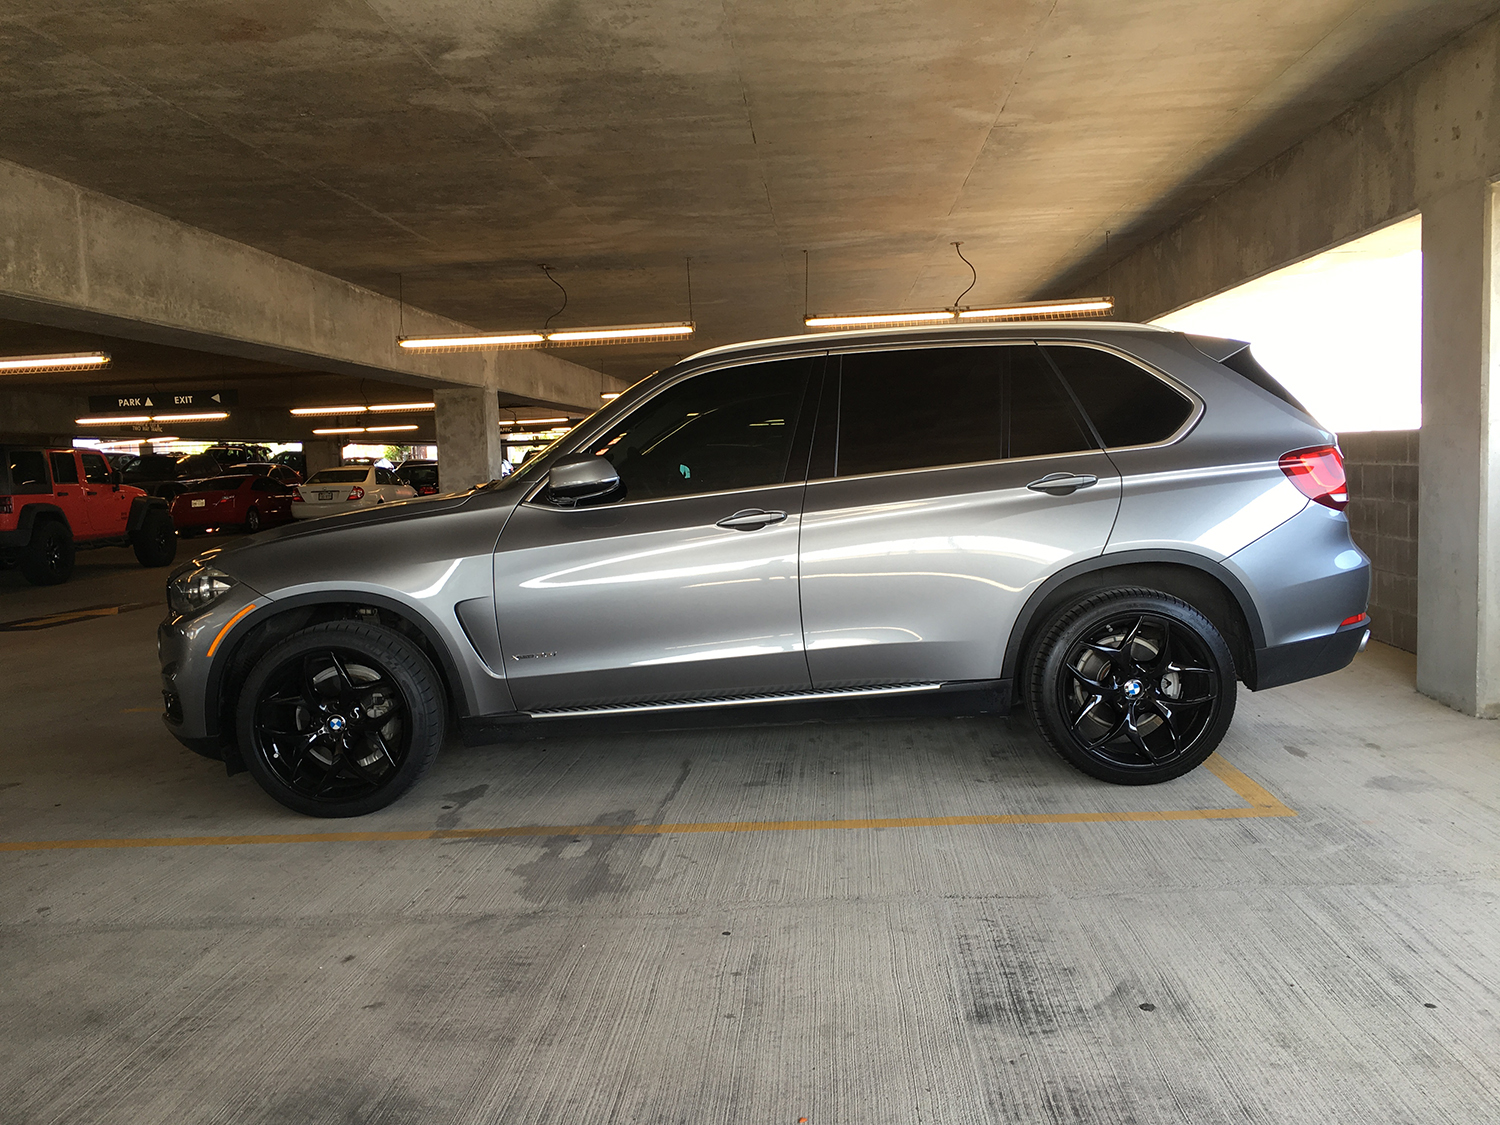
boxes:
[2,545,1499,1124]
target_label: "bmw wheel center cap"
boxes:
[1122,680,1143,699]
[327,715,346,732]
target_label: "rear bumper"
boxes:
[1250,619,1370,690]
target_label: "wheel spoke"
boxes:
[1066,664,1107,692]
[1147,700,1182,754]
[1122,704,1161,762]
[1168,692,1215,707]
[1070,694,1106,732]
[1146,622,1174,675]
[364,729,399,769]
[327,651,356,695]
[1083,714,1128,751]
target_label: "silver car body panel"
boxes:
[159,321,1371,754]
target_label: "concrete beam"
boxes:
[0,157,623,413]
[1051,11,1500,319]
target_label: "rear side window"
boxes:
[7,450,49,490]
[49,452,79,484]
[833,345,1096,477]
[251,477,284,493]
[1044,345,1194,447]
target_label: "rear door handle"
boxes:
[1026,472,1099,496]
[716,508,788,531]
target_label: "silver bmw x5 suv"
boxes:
[158,323,1370,816]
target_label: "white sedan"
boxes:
[292,466,416,519]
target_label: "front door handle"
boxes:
[1026,472,1099,496]
[716,508,788,531]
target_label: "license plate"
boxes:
[318,491,335,500]
[191,499,206,508]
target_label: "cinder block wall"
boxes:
[1338,431,1419,652]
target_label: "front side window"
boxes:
[833,345,1096,477]
[1044,345,1193,447]
[81,452,112,484]
[576,357,815,502]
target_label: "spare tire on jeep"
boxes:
[131,508,177,567]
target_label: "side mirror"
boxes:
[547,453,621,506]
[109,469,122,487]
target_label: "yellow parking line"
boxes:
[0,753,1293,853]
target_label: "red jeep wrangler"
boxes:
[1,445,177,585]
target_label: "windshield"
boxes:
[308,469,370,484]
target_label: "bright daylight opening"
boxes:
[1152,214,1421,432]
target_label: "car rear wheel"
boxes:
[131,509,178,567]
[236,620,445,816]
[244,506,261,532]
[20,520,75,585]
[1027,588,1236,785]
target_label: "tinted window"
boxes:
[401,466,439,487]
[49,452,79,484]
[580,357,814,502]
[836,347,1002,476]
[8,451,48,489]
[1044,345,1193,447]
[80,452,112,484]
[1007,348,1097,459]
[123,455,181,481]
[375,468,397,485]
[251,477,283,492]
[309,469,370,484]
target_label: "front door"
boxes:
[494,356,821,711]
[799,344,1123,688]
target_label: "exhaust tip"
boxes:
[1358,628,1371,653]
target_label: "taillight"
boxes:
[1279,445,1348,510]
[0,496,11,515]
[418,485,437,495]
[291,491,304,502]
[348,486,365,501]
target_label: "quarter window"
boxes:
[1044,345,1193,447]
[7,451,48,489]
[578,358,815,502]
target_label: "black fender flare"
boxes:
[16,502,68,538]
[1000,548,1268,683]
[126,494,170,534]
[201,590,472,739]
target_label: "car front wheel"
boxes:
[131,509,178,567]
[1027,588,1236,785]
[236,620,445,816]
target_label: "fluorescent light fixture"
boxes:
[805,311,956,328]
[291,402,436,416]
[0,351,111,374]
[805,296,1114,330]
[957,297,1115,320]
[76,411,228,425]
[601,392,620,401]
[545,322,694,344]
[311,424,420,435]
[500,416,571,427]
[397,323,694,350]
[399,333,547,350]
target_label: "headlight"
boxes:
[167,564,237,616]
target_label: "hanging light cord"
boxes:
[952,242,977,309]
[541,264,567,331]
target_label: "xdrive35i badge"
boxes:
[511,652,558,661]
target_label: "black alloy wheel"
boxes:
[1028,588,1236,785]
[20,520,75,585]
[132,509,177,567]
[237,620,444,816]
[244,506,261,533]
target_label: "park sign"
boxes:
[87,389,239,413]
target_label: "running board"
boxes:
[524,682,945,719]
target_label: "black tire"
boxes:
[1027,587,1236,785]
[131,509,178,567]
[244,506,261,533]
[19,520,75,585]
[236,621,446,817]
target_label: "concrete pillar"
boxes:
[303,440,342,478]
[435,386,505,491]
[1417,179,1500,716]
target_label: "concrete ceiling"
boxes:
[0,0,1496,382]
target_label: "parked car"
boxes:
[291,466,416,519]
[171,474,298,536]
[204,444,271,468]
[270,450,306,478]
[394,459,440,495]
[121,452,222,501]
[2,445,175,584]
[160,322,1370,817]
[225,461,302,485]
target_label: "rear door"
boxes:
[47,452,91,540]
[798,344,1122,688]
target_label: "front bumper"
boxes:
[158,581,263,757]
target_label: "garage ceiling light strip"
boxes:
[310,424,420,435]
[398,322,694,351]
[76,411,228,425]
[290,402,435,416]
[805,296,1114,330]
[0,351,111,373]
[0,756,1291,852]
